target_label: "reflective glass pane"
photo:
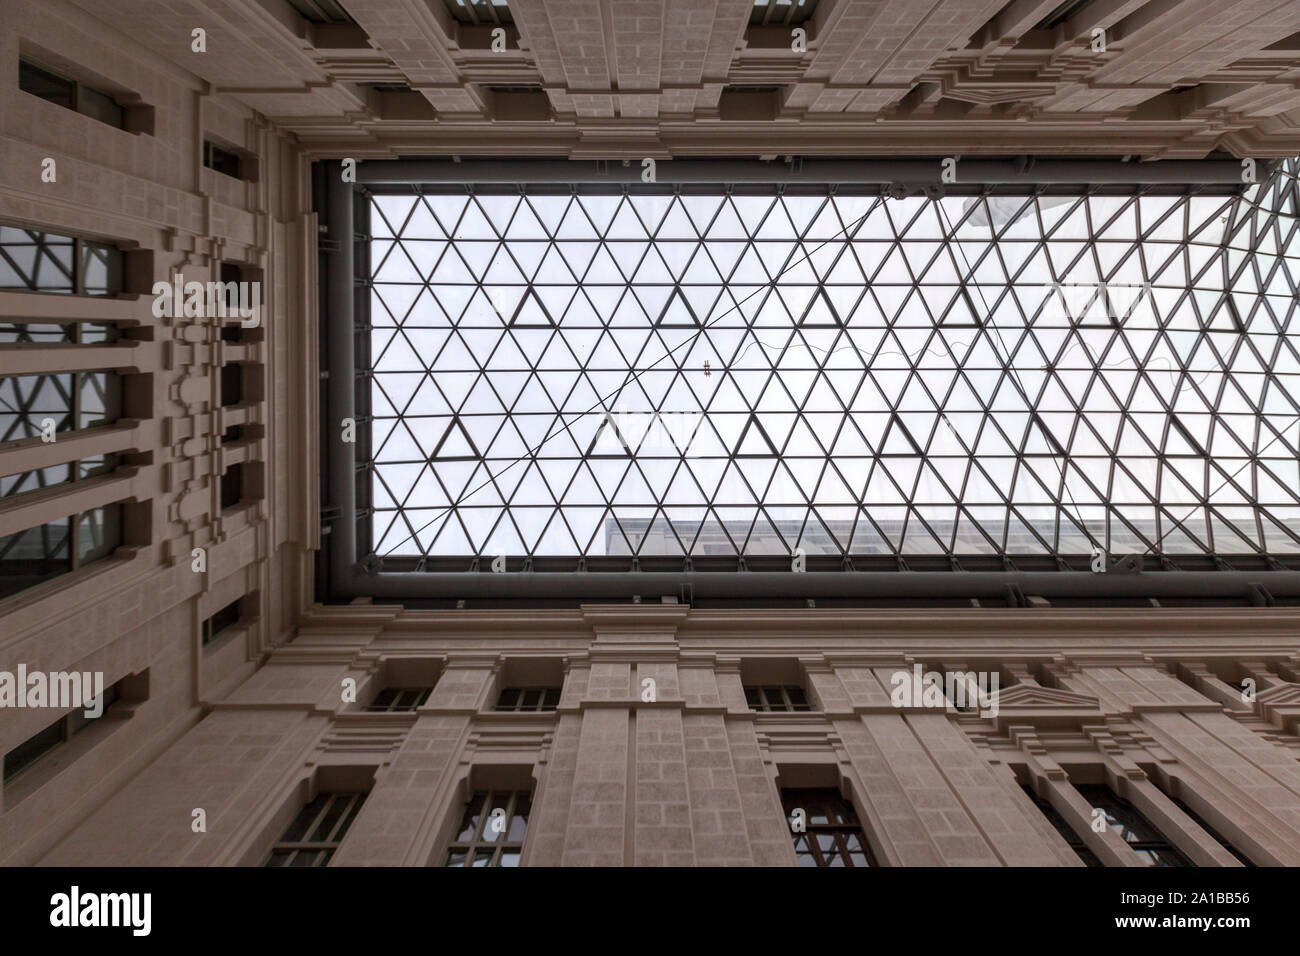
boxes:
[77,505,121,564]
[79,241,123,295]
[78,86,125,129]
[18,61,75,109]
[0,227,74,292]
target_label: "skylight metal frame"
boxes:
[319,157,1300,605]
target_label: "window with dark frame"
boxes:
[0,369,122,441]
[203,140,244,180]
[263,792,367,867]
[750,0,819,26]
[494,687,561,712]
[3,678,124,783]
[0,504,122,601]
[215,261,262,340]
[218,261,244,322]
[220,464,244,511]
[443,789,530,866]
[745,685,813,712]
[284,0,356,23]
[365,686,433,712]
[442,0,513,26]
[0,329,124,601]
[1034,0,1097,30]
[201,599,242,647]
[220,363,243,408]
[932,668,982,712]
[0,225,123,295]
[1,453,119,498]
[1076,784,1193,867]
[18,59,125,130]
[781,788,878,866]
[1021,784,1102,866]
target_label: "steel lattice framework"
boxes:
[359,162,1300,570]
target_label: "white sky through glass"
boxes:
[366,167,1300,561]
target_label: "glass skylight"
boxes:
[364,163,1300,562]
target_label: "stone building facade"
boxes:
[28,605,1300,867]
[2,0,1300,867]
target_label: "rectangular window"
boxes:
[443,0,513,25]
[2,455,119,498]
[444,790,530,866]
[0,225,123,295]
[216,261,263,330]
[3,721,64,783]
[750,0,818,26]
[217,261,244,322]
[932,668,981,712]
[19,60,73,109]
[494,687,560,712]
[0,370,122,443]
[1022,785,1102,866]
[220,464,244,511]
[365,687,433,712]
[220,363,243,408]
[485,86,551,121]
[0,504,122,601]
[717,85,782,121]
[745,685,812,712]
[284,0,355,23]
[781,788,877,866]
[0,367,123,517]
[263,792,367,866]
[203,140,245,180]
[0,322,117,345]
[3,676,126,783]
[1034,0,1096,30]
[1075,784,1192,867]
[18,59,125,129]
[201,599,242,647]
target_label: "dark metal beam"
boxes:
[356,157,1259,187]
[338,568,1300,601]
[326,176,357,589]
